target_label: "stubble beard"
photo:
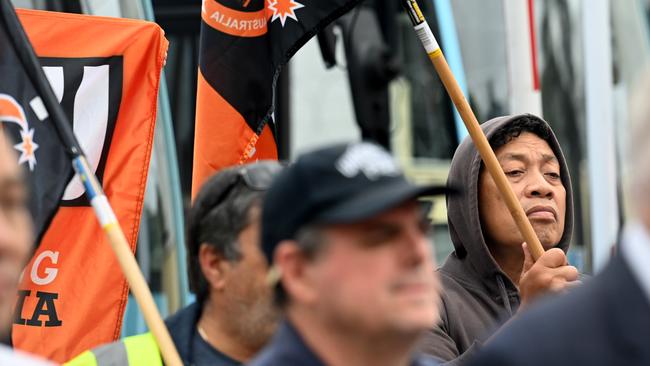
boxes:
[227,293,280,352]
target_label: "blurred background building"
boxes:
[11,0,650,335]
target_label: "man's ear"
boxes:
[274,241,319,305]
[198,243,230,292]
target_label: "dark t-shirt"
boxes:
[192,328,241,366]
[250,321,439,366]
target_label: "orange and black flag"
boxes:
[10,9,167,362]
[193,0,363,196]
[0,1,72,243]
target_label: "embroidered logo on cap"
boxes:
[336,143,400,180]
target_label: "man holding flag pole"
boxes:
[466,68,650,366]
[420,114,579,363]
[400,0,579,363]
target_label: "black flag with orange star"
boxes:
[0,2,72,243]
[193,0,363,196]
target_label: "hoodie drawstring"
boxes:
[496,274,513,316]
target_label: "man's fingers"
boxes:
[549,277,566,292]
[537,248,567,268]
[546,266,580,292]
[521,242,534,273]
[551,265,579,282]
[563,280,583,290]
[549,277,582,293]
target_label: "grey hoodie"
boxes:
[419,114,574,364]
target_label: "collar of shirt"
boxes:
[622,222,650,304]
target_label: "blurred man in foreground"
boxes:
[0,131,52,365]
[250,142,452,366]
[468,72,650,365]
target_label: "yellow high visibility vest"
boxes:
[64,333,162,366]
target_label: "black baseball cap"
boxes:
[261,142,456,263]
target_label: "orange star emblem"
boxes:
[0,94,39,171]
[14,128,39,171]
[267,0,304,27]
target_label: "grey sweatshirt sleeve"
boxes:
[417,293,483,365]
[419,324,482,366]
[418,297,465,362]
[419,324,460,361]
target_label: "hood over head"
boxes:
[446,114,574,288]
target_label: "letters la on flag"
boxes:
[193,0,363,196]
[11,9,168,362]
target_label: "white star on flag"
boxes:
[14,128,38,171]
[268,0,304,27]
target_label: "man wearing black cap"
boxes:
[249,142,450,366]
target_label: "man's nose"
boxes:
[399,227,431,267]
[0,215,13,251]
[525,171,554,199]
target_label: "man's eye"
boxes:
[0,194,27,217]
[363,227,400,246]
[545,172,561,180]
[505,170,524,177]
[418,219,432,236]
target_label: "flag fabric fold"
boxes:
[193,0,364,196]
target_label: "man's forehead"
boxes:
[500,152,558,163]
[330,200,422,229]
[496,133,558,162]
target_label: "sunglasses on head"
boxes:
[208,161,285,208]
[237,161,285,191]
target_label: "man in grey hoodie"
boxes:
[419,114,579,363]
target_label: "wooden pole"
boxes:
[74,156,183,366]
[401,0,545,260]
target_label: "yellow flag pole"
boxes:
[400,0,545,260]
[73,156,183,366]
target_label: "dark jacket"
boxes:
[249,321,439,366]
[166,301,239,366]
[418,114,574,363]
[165,302,202,364]
[66,302,238,366]
[468,254,650,365]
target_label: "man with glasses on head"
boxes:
[250,142,451,366]
[66,161,284,366]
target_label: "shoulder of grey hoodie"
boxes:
[417,253,517,362]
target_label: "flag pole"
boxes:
[72,158,183,366]
[0,2,182,365]
[400,0,546,260]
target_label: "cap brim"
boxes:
[313,180,458,224]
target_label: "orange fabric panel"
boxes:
[191,69,278,198]
[256,124,279,163]
[12,9,167,363]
